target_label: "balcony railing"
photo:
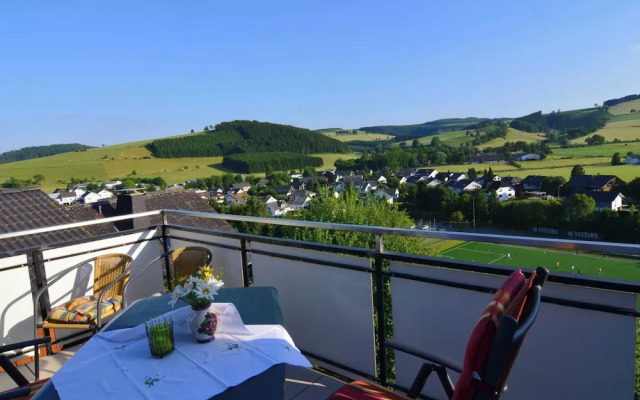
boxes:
[0,210,638,399]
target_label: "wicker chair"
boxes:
[169,247,212,286]
[122,247,213,302]
[33,254,132,350]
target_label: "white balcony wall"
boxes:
[390,261,636,400]
[166,230,244,288]
[0,254,31,349]
[251,242,376,376]
[41,231,164,340]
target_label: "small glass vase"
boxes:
[189,303,218,343]
[145,317,174,358]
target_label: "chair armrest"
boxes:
[33,256,106,339]
[385,339,463,373]
[96,262,135,329]
[0,386,31,400]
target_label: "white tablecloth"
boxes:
[51,303,311,400]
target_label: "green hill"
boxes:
[360,117,492,137]
[147,120,349,158]
[0,143,94,163]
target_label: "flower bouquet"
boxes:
[168,267,224,343]
[168,266,224,308]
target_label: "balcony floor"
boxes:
[0,344,345,400]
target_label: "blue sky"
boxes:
[0,1,639,153]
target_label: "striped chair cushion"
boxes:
[47,295,122,323]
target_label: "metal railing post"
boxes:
[240,239,250,287]
[374,233,388,384]
[28,250,49,360]
[161,211,172,290]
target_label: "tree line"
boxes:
[509,109,611,140]
[0,144,93,163]
[402,182,640,244]
[221,152,323,173]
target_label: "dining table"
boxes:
[32,286,310,400]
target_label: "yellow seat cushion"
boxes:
[46,295,122,323]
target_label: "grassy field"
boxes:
[476,128,546,149]
[396,128,545,149]
[572,116,640,144]
[608,99,640,116]
[438,241,640,281]
[552,142,640,157]
[318,129,394,142]
[432,156,640,181]
[0,139,357,192]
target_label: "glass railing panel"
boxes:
[0,254,31,349]
[251,242,377,376]
[166,229,244,288]
[390,260,637,400]
[39,232,165,341]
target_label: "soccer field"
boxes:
[438,241,640,282]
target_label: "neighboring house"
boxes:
[485,181,516,202]
[70,187,87,200]
[226,192,248,206]
[415,169,438,180]
[375,188,399,204]
[256,179,270,187]
[521,175,547,192]
[371,175,387,185]
[274,185,295,197]
[288,195,311,211]
[288,173,302,180]
[567,175,622,193]
[56,191,77,205]
[467,153,507,164]
[103,180,122,190]
[357,182,375,194]
[396,168,417,179]
[584,191,625,211]
[449,173,466,182]
[268,200,293,217]
[290,190,316,199]
[425,178,442,187]
[514,153,541,161]
[81,191,102,204]
[232,182,252,193]
[625,154,640,165]
[451,179,482,194]
[258,195,277,205]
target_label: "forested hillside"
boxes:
[147,120,349,158]
[0,143,93,163]
[603,94,640,107]
[360,117,490,137]
[509,109,610,138]
[222,152,323,173]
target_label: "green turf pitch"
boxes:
[438,241,640,282]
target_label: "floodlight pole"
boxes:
[472,195,476,229]
[557,183,565,199]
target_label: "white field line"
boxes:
[489,255,506,264]
[439,241,470,256]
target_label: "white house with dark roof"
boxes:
[375,188,399,204]
[625,154,640,165]
[584,191,625,211]
[451,179,482,194]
